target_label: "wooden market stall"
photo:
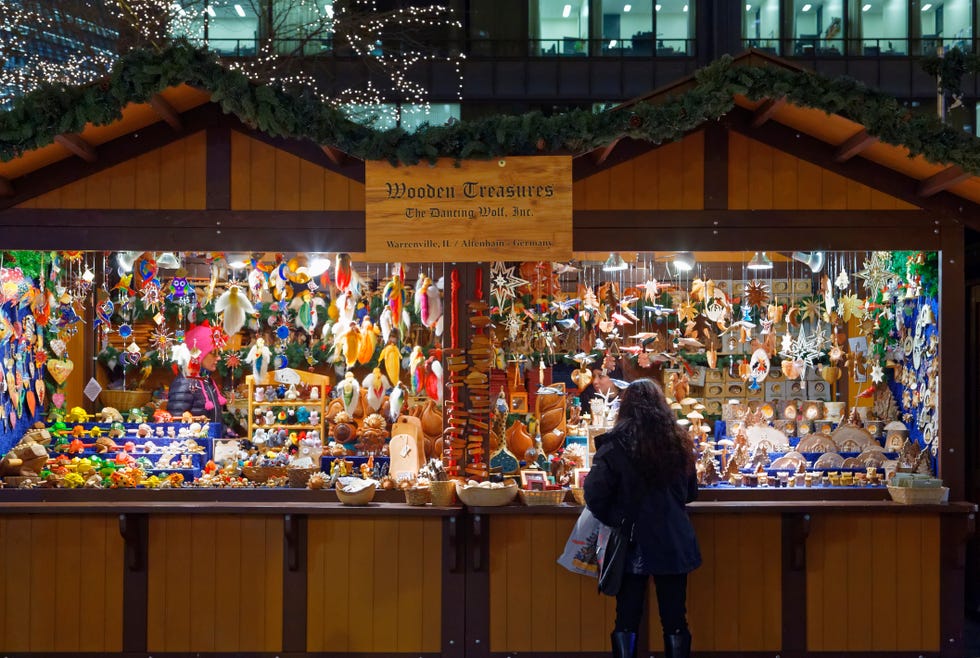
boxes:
[0,50,975,658]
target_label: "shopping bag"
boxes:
[557,506,602,577]
[597,522,632,596]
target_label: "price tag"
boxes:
[274,368,301,385]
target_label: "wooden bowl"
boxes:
[337,482,377,506]
[455,481,519,507]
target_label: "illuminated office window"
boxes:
[792,0,845,55]
[858,0,908,55]
[914,0,973,54]
[598,1,654,56]
[656,0,695,56]
[743,0,781,53]
[274,0,333,55]
[208,2,259,56]
[531,0,590,56]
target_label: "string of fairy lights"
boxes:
[0,0,465,126]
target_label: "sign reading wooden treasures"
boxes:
[365,157,572,261]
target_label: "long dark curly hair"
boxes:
[613,378,695,483]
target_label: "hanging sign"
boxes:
[365,157,572,261]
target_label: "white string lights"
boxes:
[0,0,465,123]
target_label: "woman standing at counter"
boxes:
[585,378,700,658]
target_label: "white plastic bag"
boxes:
[557,506,602,577]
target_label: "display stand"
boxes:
[246,369,329,445]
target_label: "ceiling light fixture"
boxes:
[921,2,933,9]
[307,254,332,277]
[746,3,752,10]
[791,251,825,273]
[156,252,181,269]
[563,4,572,17]
[234,3,246,17]
[655,3,662,10]
[603,252,628,272]
[747,251,774,270]
[802,3,812,11]
[862,3,871,10]
[673,251,695,272]
[205,4,215,17]
[609,39,618,47]
[682,4,688,11]
[226,252,251,269]
[624,3,632,11]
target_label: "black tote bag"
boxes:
[597,520,634,595]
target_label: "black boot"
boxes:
[664,629,691,658]
[611,631,637,658]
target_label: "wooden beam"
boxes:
[591,138,622,166]
[918,166,972,197]
[0,177,12,197]
[149,93,182,131]
[54,133,97,163]
[320,145,348,167]
[750,97,786,127]
[573,137,663,181]
[834,129,876,162]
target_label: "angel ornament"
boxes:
[245,337,272,380]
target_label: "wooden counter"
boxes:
[0,496,973,657]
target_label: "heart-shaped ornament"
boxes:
[50,339,67,358]
[52,392,65,409]
[47,358,74,385]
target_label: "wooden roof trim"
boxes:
[918,166,972,197]
[592,138,622,166]
[149,93,183,131]
[751,97,786,127]
[320,145,348,167]
[834,129,877,162]
[53,133,97,163]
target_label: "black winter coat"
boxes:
[584,429,701,576]
[167,374,223,424]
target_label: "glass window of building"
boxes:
[913,0,973,54]
[208,2,260,56]
[598,1,653,56]
[858,0,908,55]
[530,0,590,56]
[743,0,781,53]
[656,0,695,55]
[792,0,844,55]
[400,104,462,131]
[273,0,333,56]
[170,1,205,46]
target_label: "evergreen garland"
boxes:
[920,47,980,99]
[3,41,980,174]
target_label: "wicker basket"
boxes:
[570,486,586,506]
[337,482,377,506]
[243,466,289,483]
[887,485,948,505]
[519,488,567,506]
[455,481,519,507]
[288,467,318,488]
[404,487,432,506]
[99,389,152,411]
[429,480,458,506]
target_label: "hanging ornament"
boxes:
[490,262,530,310]
[834,269,850,291]
[503,310,523,340]
[744,280,770,307]
[140,281,162,312]
[778,324,825,380]
[870,362,885,384]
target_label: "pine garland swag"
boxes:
[4,41,980,175]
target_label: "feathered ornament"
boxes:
[289,290,326,334]
[356,317,379,364]
[362,367,390,412]
[245,337,272,380]
[339,371,360,416]
[335,253,353,293]
[379,306,394,344]
[409,345,425,395]
[425,356,444,404]
[171,342,191,377]
[379,342,401,384]
[247,265,268,302]
[388,384,405,424]
[214,285,256,336]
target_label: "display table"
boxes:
[0,496,972,657]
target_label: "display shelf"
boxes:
[247,369,328,449]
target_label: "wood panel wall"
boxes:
[18,132,207,210]
[649,513,782,652]
[729,132,917,210]
[307,516,443,653]
[147,515,283,652]
[573,131,704,210]
[230,132,365,211]
[0,515,123,653]
[806,512,940,652]
[489,514,618,653]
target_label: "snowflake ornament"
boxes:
[870,362,885,384]
[835,270,850,291]
[778,324,825,380]
[855,251,895,295]
[503,311,524,340]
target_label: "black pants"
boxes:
[614,572,688,635]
